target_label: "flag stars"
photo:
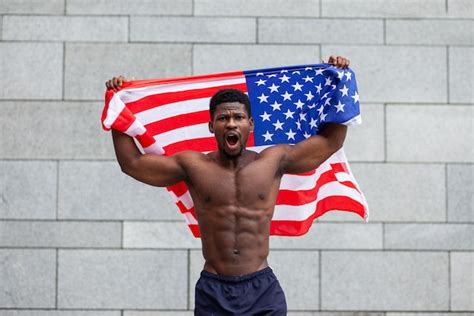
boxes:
[257,93,269,103]
[335,100,345,113]
[295,120,302,130]
[299,112,307,121]
[256,72,264,76]
[339,84,349,97]
[345,72,352,81]
[309,118,318,129]
[267,73,277,78]
[324,97,332,106]
[285,129,296,140]
[303,75,314,83]
[351,91,359,103]
[268,83,280,93]
[291,82,304,91]
[294,99,305,109]
[260,111,271,121]
[315,68,325,76]
[256,79,267,86]
[303,131,312,139]
[272,119,284,131]
[324,77,332,86]
[262,131,273,142]
[337,70,344,80]
[269,101,282,111]
[305,91,314,101]
[284,109,295,119]
[279,74,290,83]
[320,111,328,122]
[281,91,293,101]
[315,83,323,94]
[317,105,325,115]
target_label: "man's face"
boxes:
[209,102,254,158]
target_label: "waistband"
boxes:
[200,267,274,283]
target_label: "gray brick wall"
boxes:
[0,0,472,314]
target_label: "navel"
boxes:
[204,196,211,203]
[233,249,240,255]
[258,193,265,200]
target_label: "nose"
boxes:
[226,118,237,129]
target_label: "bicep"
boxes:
[126,153,187,187]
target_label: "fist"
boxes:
[105,75,128,91]
[325,55,350,69]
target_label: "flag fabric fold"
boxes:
[102,63,369,237]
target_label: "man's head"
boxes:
[208,89,254,158]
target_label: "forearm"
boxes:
[111,129,142,173]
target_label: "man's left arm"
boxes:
[279,123,347,174]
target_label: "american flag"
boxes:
[101,64,368,237]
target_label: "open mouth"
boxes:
[225,133,240,148]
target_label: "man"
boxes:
[106,55,350,315]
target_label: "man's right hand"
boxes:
[105,75,127,91]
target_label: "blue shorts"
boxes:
[194,267,287,315]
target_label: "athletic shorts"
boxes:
[194,267,287,315]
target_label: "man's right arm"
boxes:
[112,129,187,187]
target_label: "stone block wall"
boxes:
[1,0,472,314]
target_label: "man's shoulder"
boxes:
[258,144,291,160]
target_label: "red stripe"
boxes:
[126,83,248,114]
[185,196,366,238]
[111,108,135,132]
[146,110,210,135]
[136,132,155,148]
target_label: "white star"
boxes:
[351,91,359,103]
[268,83,280,93]
[284,109,295,119]
[317,105,325,115]
[281,91,293,101]
[324,77,332,86]
[322,92,330,99]
[335,100,345,113]
[320,111,327,122]
[272,119,284,130]
[339,84,349,97]
[299,112,307,121]
[256,72,264,76]
[256,79,267,86]
[304,91,314,101]
[294,99,305,109]
[292,70,301,75]
[305,67,313,70]
[285,129,296,140]
[279,74,290,83]
[315,68,325,76]
[262,131,273,142]
[257,93,269,103]
[291,82,303,91]
[303,131,312,139]
[331,84,336,90]
[308,103,317,109]
[345,72,352,81]
[324,97,332,106]
[303,75,314,83]
[269,101,282,111]
[260,111,271,121]
[295,120,302,130]
[309,118,318,129]
[315,83,322,94]
[280,69,288,73]
[267,73,277,78]
[337,71,344,80]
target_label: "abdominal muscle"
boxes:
[197,204,273,276]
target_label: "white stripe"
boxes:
[335,172,352,183]
[103,94,126,129]
[343,114,362,126]
[118,76,246,103]
[178,191,194,209]
[272,181,364,221]
[183,212,198,225]
[142,141,165,155]
[124,119,146,137]
[135,97,210,124]
[154,123,212,147]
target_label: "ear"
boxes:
[208,120,214,133]
[249,117,254,131]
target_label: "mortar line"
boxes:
[319,0,322,17]
[56,161,60,220]
[55,249,59,308]
[448,251,452,310]
[382,223,386,249]
[445,163,449,222]
[121,221,124,249]
[446,0,449,13]
[64,0,67,15]
[383,18,386,44]
[62,42,66,100]
[446,46,450,103]
[192,0,195,16]
[383,103,387,162]
[191,43,195,75]
[127,15,131,43]
[256,17,259,44]
[318,250,322,310]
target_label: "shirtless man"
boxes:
[106,55,350,315]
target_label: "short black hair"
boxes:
[209,89,251,119]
